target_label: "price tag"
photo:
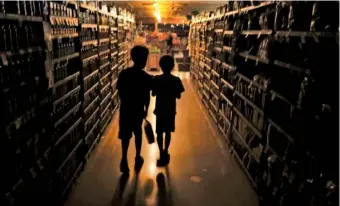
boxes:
[312,34,319,43]
[255,58,259,66]
[257,31,262,39]
[30,167,38,179]
[271,92,276,101]
[15,118,21,130]
[0,53,8,65]
[301,36,306,44]
[19,49,25,55]
[245,55,248,62]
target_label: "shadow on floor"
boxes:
[157,167,174,206]
[110,173,130,206]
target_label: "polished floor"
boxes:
[66,72,259,206]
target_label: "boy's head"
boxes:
[131,46,149,69]
[159,55,175,74]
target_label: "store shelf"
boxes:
[54,72,80,88]
[84,69,99,81]
[111,39,118,44]
[85,108,99,126]
[224,31,233,35]
[99,49,110,56]
[54,102,81,128]
[79,3,97,12]
[100,71,111,82]
[84,82,99,95]
[220,93,233,107]
[85,133,101,159]
[100,82,111,94]
[212,58,221,64]
[273,60,306,73]
[210,79,220,90]
[215,29,224,33]
[61,161,84,198]
[52,33,79,40]
[232,107,262,138]
[214,47,222,52]
[223,46,232,52]
[111,90,118,100]
[209,100,218,112]
[0,12,43,22]
[209,109,218,123]
[241,30,273,36]
[230,145,257,189]
[232,127,260,163]
[100,92,112,106]
[100,102,111,119]
[99,38,110,44]
[222,62,235,71]
[84,120,100,143]
[239,52,270,64]
[55,117,82,147]
[54,86,81,106]
[111,27,118,31]
[82,39,98,46]
[52,52,80,64]
[111,64,118,71]
[275,31,338,37]
[81,24,97,29]
[234,91,264,115]
[99,25,109,29]
[99,62,110,70]
[82,54,98,63]
[219,110,231,126]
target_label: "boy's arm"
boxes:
[176,78,185,99]
[144,74,153,117]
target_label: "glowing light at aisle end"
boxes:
[153,2,161,23]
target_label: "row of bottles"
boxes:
[51,25,77,36]
[0,22,44,51]
[1,1,43,16]
[52,38,76,59]
[79,10,96,24]
[80,27,97,41]
[1,51,47,121]
[49,2,77,18]
[81,44,97,59]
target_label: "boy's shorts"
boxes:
[156,114,175,133]
[119,116,143,140]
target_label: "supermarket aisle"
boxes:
[66,72,258,206]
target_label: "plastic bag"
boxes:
[143,119,155,144]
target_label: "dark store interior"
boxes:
[0,1,339,206]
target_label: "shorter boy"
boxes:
[152,55,185,166]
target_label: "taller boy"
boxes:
[116,46,152,173]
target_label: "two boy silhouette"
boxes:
[116,46,184,173]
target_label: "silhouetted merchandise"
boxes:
[1,1,134,205]
[189,1,338,206]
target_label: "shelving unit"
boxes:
[0,1,135,205]
[189,1,339,206]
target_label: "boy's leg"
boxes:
[133,121,144,171]
[157,132,164,154]
[164,131,171,153]
[120,138,130,173]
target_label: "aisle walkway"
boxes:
[66,72,258,206]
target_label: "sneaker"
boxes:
[120,159,129,173]
[134,156,144,172]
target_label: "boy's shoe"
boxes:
[164,152,170,165]
[120,159,129,173]
[134,156,144,172]
[157,152,170,167]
